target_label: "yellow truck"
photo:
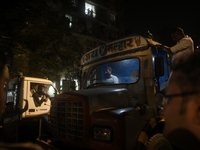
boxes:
[37,35,172,150]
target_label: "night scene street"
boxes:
[0,0,200,150]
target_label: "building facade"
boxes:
[66,0,124,53]
[59,0,125,92]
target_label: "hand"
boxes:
[155,44,163,48]
[43,95,46,99]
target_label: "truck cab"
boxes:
[46,36,171,150]
[7,75,58,120]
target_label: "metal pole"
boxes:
[39,118,42,138]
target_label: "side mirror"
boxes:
[14,84,18,91]
[155,57,164,77]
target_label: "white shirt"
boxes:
[171,35,194,66]
[104,74,119,84]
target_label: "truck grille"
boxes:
[50,100,83,142]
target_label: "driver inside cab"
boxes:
[104,66,119,84]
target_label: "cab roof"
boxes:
[80,35,162,66]
[21,76,53,83]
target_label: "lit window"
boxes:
[65,14,72,28]
[108,13,116,24]
[85,2,96,18]
[110,13,116,23]
[71,0,77,6]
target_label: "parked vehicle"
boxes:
[6,73,58,121]
[37,35,172,150]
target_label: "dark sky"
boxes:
[123,0,200,46]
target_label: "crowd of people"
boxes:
[155,27,200,149]
[0,27,199,149]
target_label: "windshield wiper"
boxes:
[86,82,108,89]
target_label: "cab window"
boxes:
[84,58,139,88]
[30,83,56,98]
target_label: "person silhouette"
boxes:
[104,66,119,84]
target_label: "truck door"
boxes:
[23,81,57,118]
[152,48,171,92]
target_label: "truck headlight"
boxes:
[93,126,112,142]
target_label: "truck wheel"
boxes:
[146,133,173,150]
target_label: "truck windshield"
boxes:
[84,58,139,88]
[30,83,57,98]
